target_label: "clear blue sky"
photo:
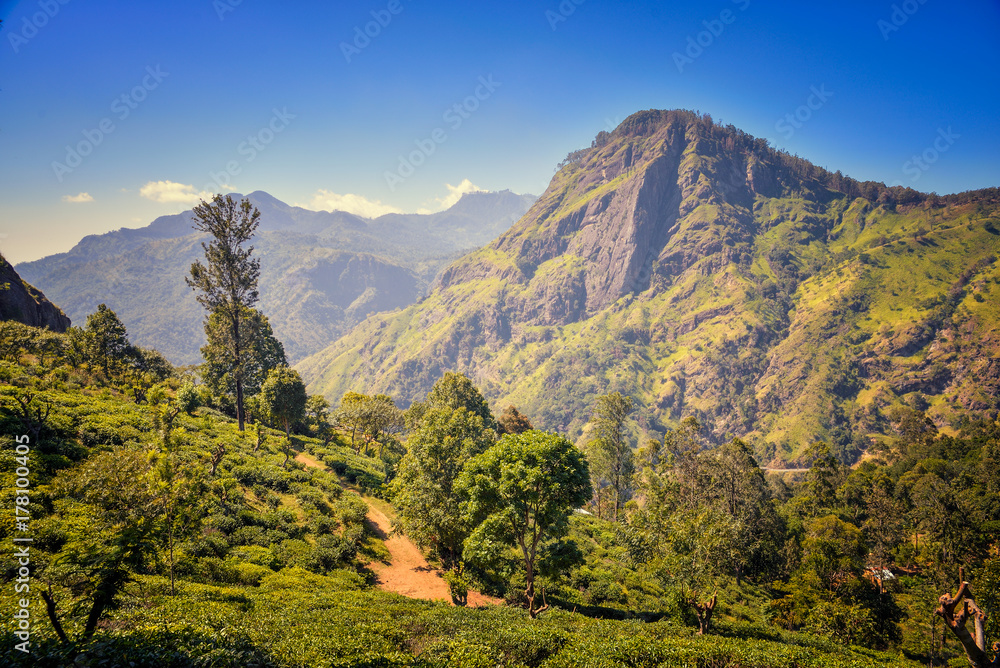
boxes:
[1,0,998,264]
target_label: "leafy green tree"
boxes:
[586,392,635,521]
[458,430,591,618]
[39,448,163,643]
[862,475,905,593]
[260,366,307,440]
[804,442,843,516]
[152,403,205,595]
[426,371,498,432]
[305,394,333,443]
[705,438,784,583]
[392,406,495,569]
[362,394,404,458]
[186,194,263,431]
[84,303,130,376]
[660,508,740,634]
[201,306,286,405]
[335,391,370,451]
[801,515,866,592]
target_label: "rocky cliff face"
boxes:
[0,254,70,331]
[298,110,1000,464]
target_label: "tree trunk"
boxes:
[936,568,996,668]
[41,588,69,644]
[688,591,717,635]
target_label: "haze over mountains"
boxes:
[299,110,1000,465]
[16,189,536,364]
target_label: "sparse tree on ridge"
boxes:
[186,194,263,431]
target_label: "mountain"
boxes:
[16,189,536,364]
[298,109,1000,464]
[0,253,70,331]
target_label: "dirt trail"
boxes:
[294,452,499,607]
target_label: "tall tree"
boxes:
[459,430,591,618]
[587,392,635,521]
[186,194,262,431]
[84,303,130,376]
[707,438,784,583]
[392,406,495,569]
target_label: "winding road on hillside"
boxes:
[294,452,499,607]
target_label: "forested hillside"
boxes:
[300,110,1000,465]
[16,190,535,364]
[1,316,999,667]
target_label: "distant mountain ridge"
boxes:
[298,109,1000,465]
[17,189,536,364]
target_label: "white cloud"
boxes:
[62,192,94,203]
[303,190,403,218]
[139,180,213,204]
[429,179,485,211]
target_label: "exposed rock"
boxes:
[0,254,70,331]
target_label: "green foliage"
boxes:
[260,366,307,439]
[84,303,130,376]
[585,392,635,521]
[459,430,591,617]
[426,371,499,433]
[393,406,495,568]
[202,307,287,404]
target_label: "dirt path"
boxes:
[294,452,499,607]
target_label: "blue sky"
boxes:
[1,0,998,264]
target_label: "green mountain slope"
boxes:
[298,110,1000,464]
[16,190,535,364]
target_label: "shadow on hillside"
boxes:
[0,630,282,668]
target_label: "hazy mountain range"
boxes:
[16,189,536,364]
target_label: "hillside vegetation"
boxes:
[3,319,972,667]
[299,110,1000,465]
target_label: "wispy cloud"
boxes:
[139,180,213,204]
[303,190,403,218]
[419,179,484,213]
[62,192,94,203]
